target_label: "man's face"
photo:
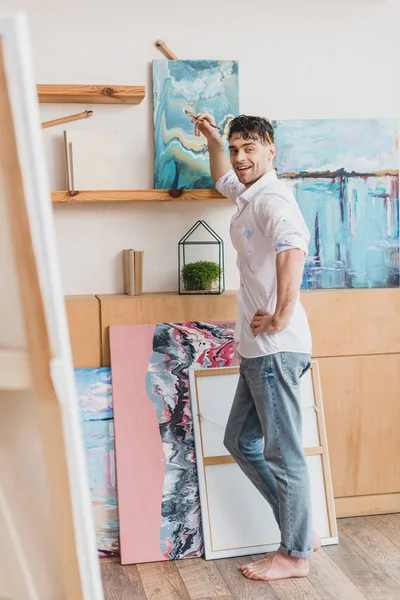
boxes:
[228,133,275,187]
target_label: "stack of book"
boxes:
[123,250,143,296]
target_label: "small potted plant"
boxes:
[181,260,221,293]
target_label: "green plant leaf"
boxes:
[181,260,221,291]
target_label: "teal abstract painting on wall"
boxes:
[152,60,239,189]
[274,119,399,289]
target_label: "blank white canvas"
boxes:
[193,368,320,457]
[301,366,320,447]
[308,455,331,539]
[204,455,331,556]
[189,365,338,560]
[205,463,281,553]
[196,371,238,457]
[64,129,120,189]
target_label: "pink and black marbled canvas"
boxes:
[110,321,238,564]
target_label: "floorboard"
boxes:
[324,525,399,600]
[137,561,191,600]
[340,516,400,586]
[176,557,231,599]
[101,515,400,600]
[306,549,366,600]
[366,513,400,548]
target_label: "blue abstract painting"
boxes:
[152,60,239,189]
[75,367,119,556]
[274,119,399,289]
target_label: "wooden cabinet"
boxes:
[65,289,400,517]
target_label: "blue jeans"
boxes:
[224,352,313,559]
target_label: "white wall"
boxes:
[1,0,398,294]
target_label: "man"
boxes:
[193,113,318,581]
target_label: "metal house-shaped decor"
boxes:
[178,220,225,295]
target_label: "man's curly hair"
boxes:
[228,115,274,145]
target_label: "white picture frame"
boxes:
[64,129,120,191]
[189,362,338,560]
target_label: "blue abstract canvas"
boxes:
[75,367,119,556]
[152,60,239,189]
[275,119,399,289]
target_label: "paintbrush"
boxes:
[185,109,274,145]
[183,109,220,130]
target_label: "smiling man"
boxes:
[193,113,318,581]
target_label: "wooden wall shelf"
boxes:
[52,189,225,203]
[38,84,145,105]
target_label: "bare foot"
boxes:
[240,531,321,571]
[240,552,276,573]
[313,530,321,552]
[240,550,309,581]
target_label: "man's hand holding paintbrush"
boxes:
[188,111,232,183]
[185,110,221,138]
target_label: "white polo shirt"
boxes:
[216,169,312,358]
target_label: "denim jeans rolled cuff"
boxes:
[279,543,313,559]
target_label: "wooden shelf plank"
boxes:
[52,189,226,203]
[38,84,145,105]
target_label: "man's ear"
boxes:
[269,143,276,159]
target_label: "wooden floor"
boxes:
[101,514,400,600]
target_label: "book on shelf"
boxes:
[123,249,143,296]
